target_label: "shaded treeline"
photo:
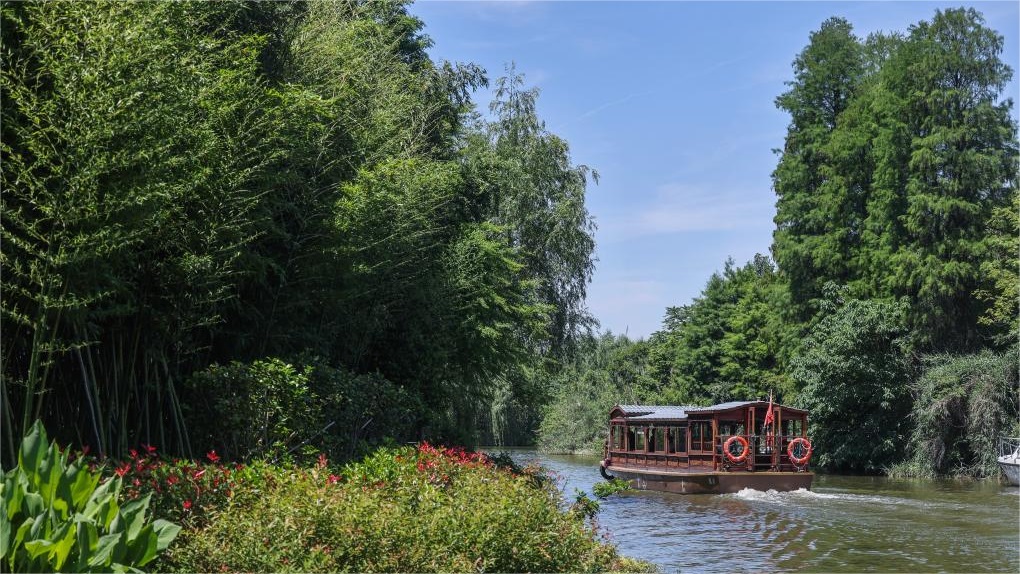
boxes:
[539,8,1019,478]
[1,0,595,464]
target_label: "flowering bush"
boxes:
[99,445,247,528]
[160,443,654,573]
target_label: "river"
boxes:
[500,450,1020,573]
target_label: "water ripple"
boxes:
[497,450,1020,573]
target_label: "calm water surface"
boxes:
[500,450,1020,573]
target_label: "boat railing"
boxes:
[998,436,1020,458]
[605,432,812,472]
[716,433,811,471]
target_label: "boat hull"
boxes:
[606,465,813,494]
[998,460,1020,486]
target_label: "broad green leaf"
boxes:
[73,518,99,571]
[83,478,120,526]
[23,538,53,560]
[68,465,99,511]
[4,474,23,521]
[38,442,64,503]
[152,519,181,551]
[13,516,34,552]
[124,523,157,567]
[50,521,77,571]
[119,494,150,541]
[18,421,46,477]
[0,501,10,559]
[88,531,123,568]
[22,492,43,519]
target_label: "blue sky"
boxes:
[409,0,1020,340]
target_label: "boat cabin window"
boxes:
[652,427,666,453]
[690,421,712,452]
[665,426,689,454]
[673,426,687,453]
[784,419,803,437]
[719,422,745,437]
[632,428,646,451]
[611,425,624,450]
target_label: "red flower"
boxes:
[142,443,157,455]
[206,450,220,463]
[183,500,192,511]
[194,469,206,479]
[114,463,131,477]
[129,448,139,460]
[328,474,340,484]
[317,453,328,468]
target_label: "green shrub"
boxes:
[161,444,651,573]
[794,296,913,472]
[0,421,180,572]
[592,478,632,499]
[183,359,320,462]
[302,356,424,461]
[890,349,1020,478]
[183,357,424,464]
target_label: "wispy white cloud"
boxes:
[555,90,655,129]
[638,183,774,232]
[599,182,775,242]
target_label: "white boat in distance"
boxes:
[997,437,1020,486]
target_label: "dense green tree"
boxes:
[880,8,1018,351]
[975,189,1020,345]
[794,293,913,472]
[461,68,597,358]
[1,1,285,457]
[649,255,793,406]
[0,0,594,460]
[538,333,654,454]
[459,68,598,444]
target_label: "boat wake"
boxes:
[731,486,971,511]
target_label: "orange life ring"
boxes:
[723,435,750,463]
[787,437,813,466]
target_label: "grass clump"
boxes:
[889,349,1019,479]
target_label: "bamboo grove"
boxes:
[1,1,597,464]
[539,9,1019,478]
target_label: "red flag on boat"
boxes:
[764,391,775,448]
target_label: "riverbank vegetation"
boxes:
[1,1,641,569]
[538,8,1019,479]
[1,2,1017,571]
[2,0,594,461]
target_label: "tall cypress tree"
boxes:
[772,17,864,323]
[880,8,1018,351]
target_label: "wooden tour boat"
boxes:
[600,400,813,494]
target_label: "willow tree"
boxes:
[459,68,599,444]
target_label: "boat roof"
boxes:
[612,401,807,422]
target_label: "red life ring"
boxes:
[723,436,750,463]
[787,437,813,466]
